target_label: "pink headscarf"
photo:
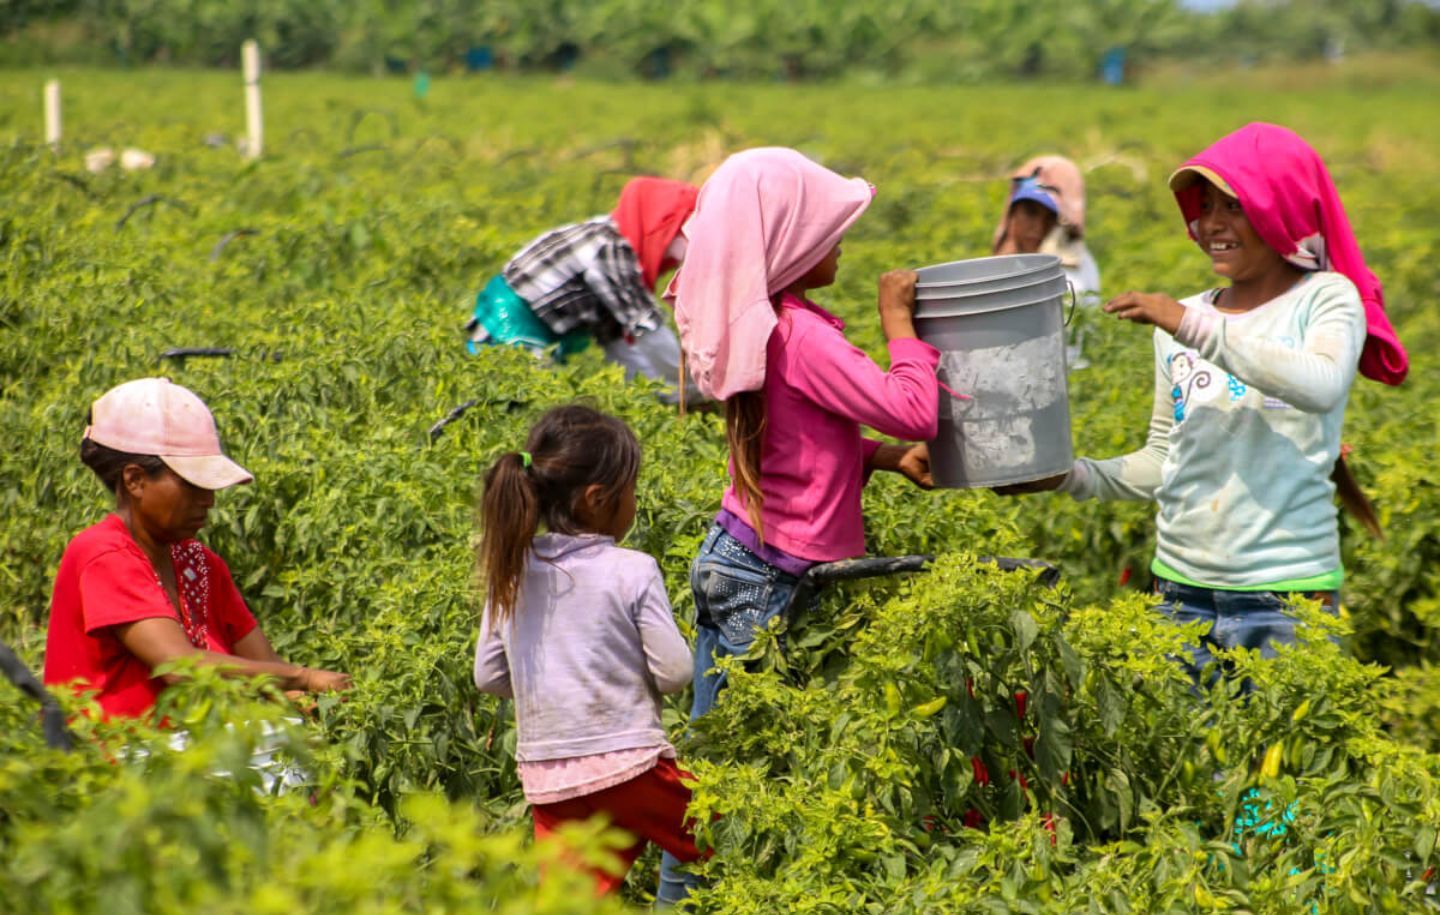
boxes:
[992,155,1087,251]
[1170,122,1407,386]
[665,148,873,400]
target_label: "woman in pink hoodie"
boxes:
[667,148,941,719]
[655,145,942,903]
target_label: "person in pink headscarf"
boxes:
[655,146,941,901]
[1000,123,1407,682]
[668,147,940,712]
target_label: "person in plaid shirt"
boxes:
[466,177,702,403]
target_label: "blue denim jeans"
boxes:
[657,524,804,906]
[1154,578,1339,685]
[687,524,804,721]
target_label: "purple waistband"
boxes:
[715,509,815,578]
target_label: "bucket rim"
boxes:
[916,267,1065,294]
[915,273,1067,302]
[928,463,1075,490]
[914,288,1065,320]
[914,253,1062,289]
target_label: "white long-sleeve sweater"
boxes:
[474,532,692,762]
[1061,271,1366,589]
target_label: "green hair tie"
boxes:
[518,451,532,469]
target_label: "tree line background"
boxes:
[3,0,1438,80]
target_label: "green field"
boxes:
[3,68,1440,911]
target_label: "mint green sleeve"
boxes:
[1060,330,1172,502]
[1173,277,1365,414]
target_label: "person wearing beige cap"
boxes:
[992,156,1103,369]
[43,377,350,720]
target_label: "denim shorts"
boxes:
[1154,577,1339,685]
[687,524,803,721]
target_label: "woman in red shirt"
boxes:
[44,377,349,719]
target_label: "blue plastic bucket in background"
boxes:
[913,254,1074,489]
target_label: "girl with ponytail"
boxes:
[472,404,704,897]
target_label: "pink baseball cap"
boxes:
[84,378,253,490]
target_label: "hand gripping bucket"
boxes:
[914,254,1074,488]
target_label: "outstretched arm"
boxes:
[790,273,940,443]
[866,442,934,489]
[1062,331,1173,501]
[1103,282,1365,413]
[116,617,350,692]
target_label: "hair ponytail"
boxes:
[480,452,541,627]
[726,391,767,543]
[477,405,642,628]
[1333,454,1383,540]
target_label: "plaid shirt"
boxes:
[503,217,665,343]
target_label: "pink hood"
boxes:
[665,147,873,400]
[1171,122,1407,386]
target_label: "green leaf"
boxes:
[1036,706,1075,782]
[1097,676,1125,737]
[1010,609,1039,654]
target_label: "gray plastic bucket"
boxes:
[914,255,1073,489]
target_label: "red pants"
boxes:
[531,757,706,895]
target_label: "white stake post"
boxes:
[43,79,61,150]
[242,40,263,159]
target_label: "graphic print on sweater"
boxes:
[1167,347,1292,424]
